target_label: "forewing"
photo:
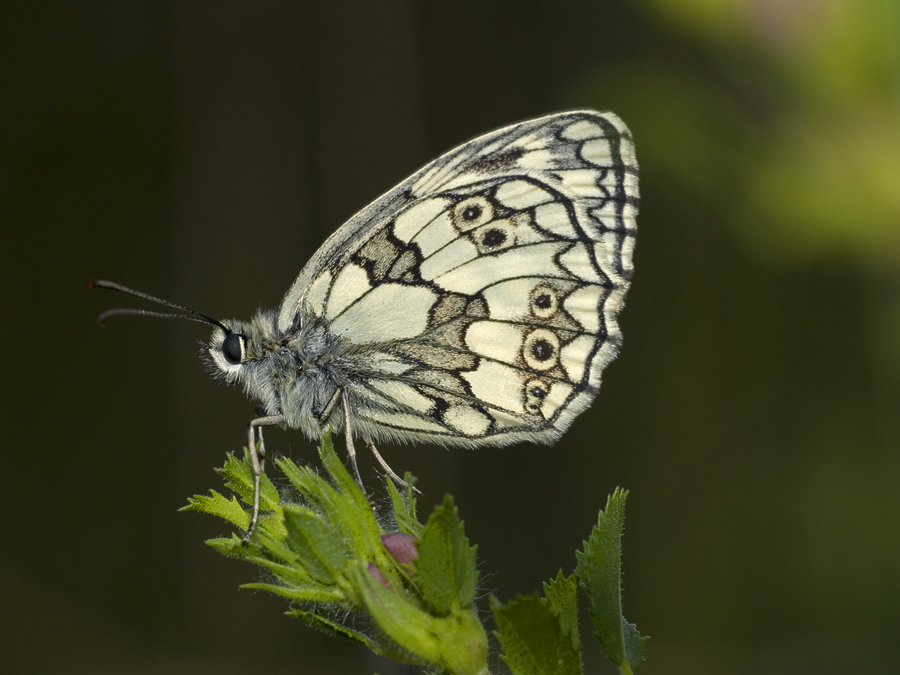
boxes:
[280,110,638,446]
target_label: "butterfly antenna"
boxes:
[88,279,229,331]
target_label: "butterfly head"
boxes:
[203,318,255,378]
[200,311,287,416]
[202,310,345,434]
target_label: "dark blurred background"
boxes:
[3,1,899,673]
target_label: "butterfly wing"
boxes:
[279,110,638,447]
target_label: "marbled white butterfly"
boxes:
[92,110,639,539]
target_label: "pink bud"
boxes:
[381,533,418,566]
[368,562,390,588]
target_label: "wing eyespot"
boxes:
[463,205,482,221]
[452,196,494,231]
[481,228,506,247]
[524,378,551,416]
[523,329,560,371]
[472,220,516,254]
[529,284,560,318]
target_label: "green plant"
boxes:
[183,434,649,674]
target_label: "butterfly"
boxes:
[92,109,639,540]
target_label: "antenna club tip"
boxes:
[88,279,113,291]
[87,279,117,291]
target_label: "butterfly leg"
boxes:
[341,388,366,490]
[365,440,422,494]
[243,413,283,543]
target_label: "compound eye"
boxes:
[222,332,244,365]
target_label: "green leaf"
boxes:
[317,432,373,515]
[282,504,347,583]
[205,535,255,559]
[241,557,317,589]
[181,490,248,528]
[543,571,581,654]
[287,607,381,652]
[491,594,583,675]
[575,488,649,673]
[275,456,343,522]
[217,451,279,511]
[386,472,424,538]
[244,582,346,605]
[183,453,284,539]
[251,528,301,566]
[275,436,385,569]
[355,565,489,675]
[619,619,649,675]
[415,495,478,613]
